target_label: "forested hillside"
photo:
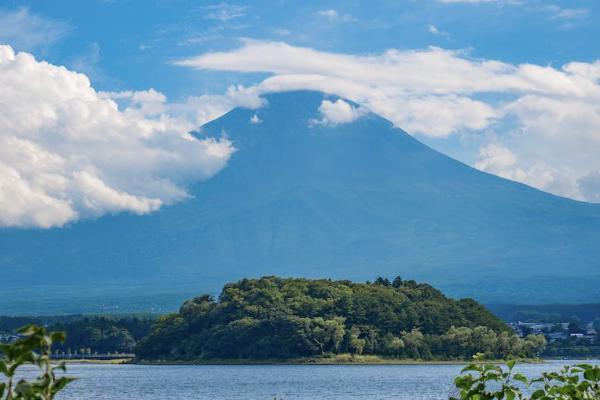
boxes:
[137,277,546,361]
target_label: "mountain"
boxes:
[1,91,599,314]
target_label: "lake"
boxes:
[53,360,599,399]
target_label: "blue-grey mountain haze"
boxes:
[1,91,599,314]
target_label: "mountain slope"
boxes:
[1,91,599,313]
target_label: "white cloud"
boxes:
[317,9,338,19]
[579,171,600,203]
[475,143,518,174]
[175,41,513,136]
[0,7,70,52]
[475,144,580,199]
[313,99,366,126]
[428,25,449,38]
[273,28,291,36]
[177,40,600,99]
[438,1,588,25]
[317,9,355,22]
[0,45,242,228]
[249,114,262,124]
[438,0,514,3]
[543,5,588,20]
[200,3,246,21]
[176,40,600,202]
[428,25,440,34]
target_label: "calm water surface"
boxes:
[55,360,599,400]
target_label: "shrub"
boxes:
[451,354,600,399]
[0,325,74,400]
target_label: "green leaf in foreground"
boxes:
[0,324,75,400]
[452,361,600,400]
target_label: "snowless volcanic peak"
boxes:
[1,91,599,313]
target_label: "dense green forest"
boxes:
[136,276,546,361]
[49,316,154,354]
[0,316,154,354]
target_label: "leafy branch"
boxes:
[0,325,75,400]
[452,353,600,400]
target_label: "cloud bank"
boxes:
[0,45,239,228]
[176,40,600,202]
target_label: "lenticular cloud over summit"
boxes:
[0,45,234,228]
[177,40,600,203]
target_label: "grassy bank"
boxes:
[56,358,133,364]
[136,354,543,366]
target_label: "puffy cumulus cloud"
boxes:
[563,61,600,81]
[0,45,245,228]
[176,40,600,202]
[475,144,581,200]
[372,95,495,137]
[475,144,519,176]
[498,95,600,199]
[314,99,366,126]
[504,95,600,143]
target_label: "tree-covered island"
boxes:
[136,276,546,362]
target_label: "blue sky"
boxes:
[4,0,598,97]
[1,0,600,228]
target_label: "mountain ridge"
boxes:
[1,90,599,313]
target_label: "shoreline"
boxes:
[134,355,545,366]
[56,358,133,365]
[56,356,599,366]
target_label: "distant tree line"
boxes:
[136,276,546,361]
[48,316,154,354]
[1,316,154,355]
[488,303,600,324]
[543,340,600,358]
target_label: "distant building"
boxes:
[0,333,19,343]
[509,320,599,343]
[547,332,568,341]
[585,323,597,335]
